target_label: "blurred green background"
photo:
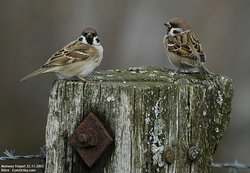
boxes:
[0,0,249,172]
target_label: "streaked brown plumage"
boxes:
[43,41,99,67]
[163,17,209,77]
[20,27,103,82]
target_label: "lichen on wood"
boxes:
[45,66,233,173]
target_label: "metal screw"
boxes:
[165,149,175,164]
[76,128,98,148]
[188,146,199,161]
[78,133,90,144]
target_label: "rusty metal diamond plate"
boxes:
[69,112,113,167]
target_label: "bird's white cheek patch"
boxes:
[92,37,101,46]
[169,28,182,36]
[79,36,88,44]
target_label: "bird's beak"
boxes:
[164,22,171,29]
[86,33,93,39]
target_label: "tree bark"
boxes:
[45,66,233,173]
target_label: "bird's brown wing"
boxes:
[188,32,206,63]
[167,32,206,67]
[42,41,93,67]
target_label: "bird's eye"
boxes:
[78,37,83,41]
[96,38,100,43]
[173,29,180,34]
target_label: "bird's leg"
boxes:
[178,63,212,85]
[76,76,87,83]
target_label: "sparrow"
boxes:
[163,17,209,77]
[20,26,103,82]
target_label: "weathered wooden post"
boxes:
[45,66,233,173]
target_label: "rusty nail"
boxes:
[165,149,175,164]
[78,133,90,144]
[76,128,97,148]
[188,146,199,161]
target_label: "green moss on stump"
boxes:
[45,66,233,173]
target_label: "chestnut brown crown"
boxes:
[82,27,98,36]
[165,17,191,31]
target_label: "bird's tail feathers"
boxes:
[20,68,49,82]
[197,65,210,78]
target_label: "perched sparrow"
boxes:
[163,17,209,77]
[20,27,103,82]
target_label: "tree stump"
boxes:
[45,66,233,173]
